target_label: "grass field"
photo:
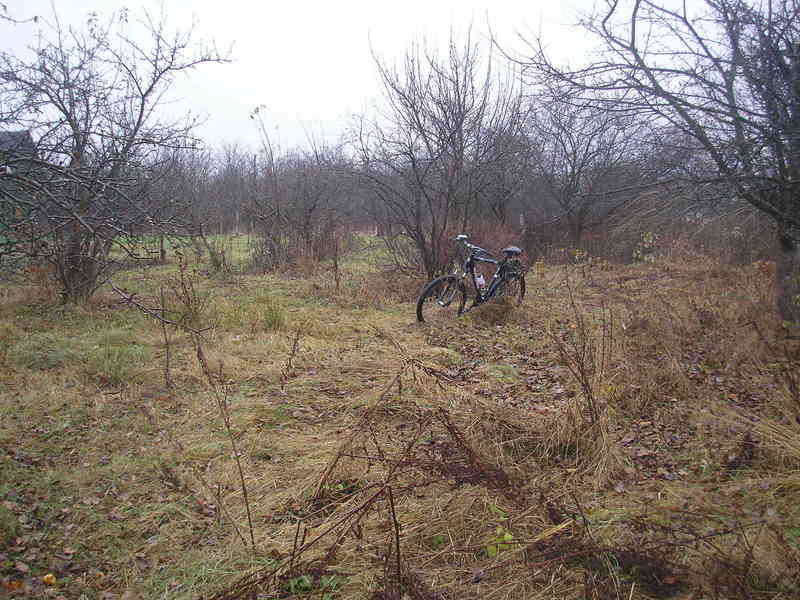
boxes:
[1,235,799,599]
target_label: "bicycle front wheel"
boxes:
[494,272,525,306]
[416,275,467,323]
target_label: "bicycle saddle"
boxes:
[502,246,522,256]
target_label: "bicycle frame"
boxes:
[454,240,512,307]
[416,234,524,323]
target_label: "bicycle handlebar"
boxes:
[468,243,491,256]
[454,235,492,257]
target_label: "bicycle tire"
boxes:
[416,275,467,323]
[493,271,525,305]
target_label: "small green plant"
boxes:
[320,574,345,598]
[786,526,800,546]
[286,575,313,594]
[483,526,514,558]
[282,573,344,598]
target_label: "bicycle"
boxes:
[416,234,525,323]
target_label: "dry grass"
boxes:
[0,238,798,599]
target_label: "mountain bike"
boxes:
[416,234,525,323]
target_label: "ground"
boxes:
[0,235,798,599]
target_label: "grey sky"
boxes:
[2,0,588,151]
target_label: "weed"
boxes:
[82,343,151,386]
[547,281,613,427]
[166,256,214,330]
[259,296,286,332]
[482,525,515,558]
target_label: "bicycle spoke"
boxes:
[416,276,466,323]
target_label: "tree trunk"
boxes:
[776,231,800,339]
[569,218,584,248]
[58,226,98,304]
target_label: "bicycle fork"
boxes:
[437,282,458,306]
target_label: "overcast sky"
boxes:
[2,0,589,151]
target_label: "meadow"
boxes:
[1,234,798,599]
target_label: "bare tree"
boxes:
[355,32,526,278]
[518,0,800,335]
[0,9,226,301]
[525,88,659,247]
[250,109,355,271]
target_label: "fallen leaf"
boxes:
[2,580,23,593]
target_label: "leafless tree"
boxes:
[355,32,526,278]
[517,0,800,334]
[250,109,355,271]
[0,9,226,301]
[525,87,661,247]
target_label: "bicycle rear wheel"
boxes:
[416,275,467,323]
[494,272,525,306]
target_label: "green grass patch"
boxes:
[9,332,83,370]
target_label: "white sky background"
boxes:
[2,0,590,152]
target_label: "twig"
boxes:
[110,283,210,337]
[289,518,302,575]
[195,341,257,552]
[159,286,173,389]
[280,324,305,393]
[387,486,403,594]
